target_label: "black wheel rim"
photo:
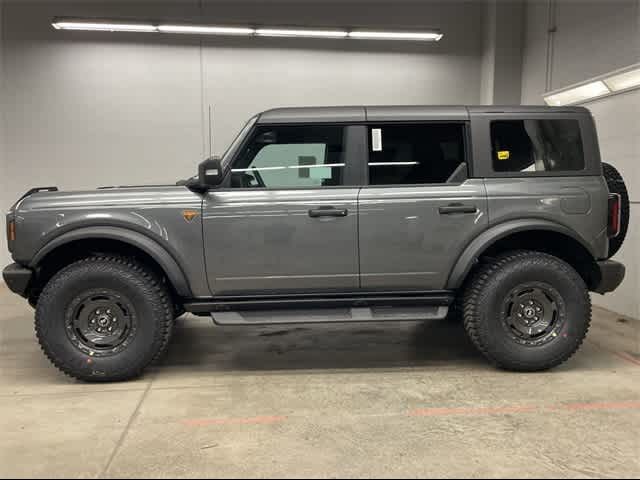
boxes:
[65,289,138,357]
[501,282,565,347]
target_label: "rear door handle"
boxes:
[438,203,478,215]
[308,206,348,218]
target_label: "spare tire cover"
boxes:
[602,162,630,258]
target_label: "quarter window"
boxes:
[367,124,466,185]
[230,125,346,188]
[491,119,585,173]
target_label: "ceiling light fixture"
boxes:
[52,18,444,42]
[348,30,443,41]
[543,81,610,106]
[543,63,640,106]
[158,25,255,35]
[604,67,640,92]
[255,27,348,38]
[52,21,157,32]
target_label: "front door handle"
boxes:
[438,203,478,215]
[308,206,348,218]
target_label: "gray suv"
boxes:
[3,106,629,382]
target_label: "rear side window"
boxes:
[491,119,585,173]
[367,123,466,185]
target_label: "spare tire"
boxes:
[602,162,629,258]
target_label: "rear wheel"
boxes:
[463,251,591,371]
[35,256,174,382]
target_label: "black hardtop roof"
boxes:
[256,105,590,124]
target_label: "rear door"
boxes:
[358,122,488,291]
[203,124,365,295]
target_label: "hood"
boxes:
[14,185,201,214]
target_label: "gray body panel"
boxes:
[358,179,488,290]
[258,107,365,124]
[203,188,360,295]
[12,187,210,297]
[365,105,469,122]
[484,176,609,258]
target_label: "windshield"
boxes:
[177,116,258,185]
[222,115,258,169]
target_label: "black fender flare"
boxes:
[446,219,596,289]
[29,226,192,297]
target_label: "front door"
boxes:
[358,122,488,291]
[203,124,363,296]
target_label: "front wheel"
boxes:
[463,251,591,371]
[35,256,174,382]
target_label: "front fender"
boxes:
[30,226,193,297]
[445,219,597,289]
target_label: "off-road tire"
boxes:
[602,162,629,258]
[463,251,591,372]
[35,256,174,382]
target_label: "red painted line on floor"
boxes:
[183,415,287,427]
[409,406,537,417]
[587,339,640,366]
[612,351,640,366]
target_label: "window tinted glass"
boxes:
[231,126,345,188]
[491,119,584,173]
[367,124,465,185]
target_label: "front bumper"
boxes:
[2,263,33,298]
[593,260,625,294]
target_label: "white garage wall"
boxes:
[521,0,640,104]
[521,0,640,319]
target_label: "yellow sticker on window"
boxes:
[497,150,510,160]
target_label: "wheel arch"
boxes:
[29,226,192,299]
[447,219,600,290]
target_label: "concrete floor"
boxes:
[1,283,639,479]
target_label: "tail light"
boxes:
[7,219,16,243]
[608,193,621,238]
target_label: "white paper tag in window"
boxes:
[372,128,382,151]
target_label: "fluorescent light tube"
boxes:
[349,30,443,41]
[255,28,348,38]
[604,67,640,92]
[544,81,610,106]
[52,21,157,32]
[158,25,254,35]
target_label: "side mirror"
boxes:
[198,157,224,188]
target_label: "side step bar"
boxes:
[183,291,453,324]
[211,306,449,325]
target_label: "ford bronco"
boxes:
[3,105,629,381]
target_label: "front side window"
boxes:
[491,119,585,173]
[230,125,345,188]
[367,123,466,185]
